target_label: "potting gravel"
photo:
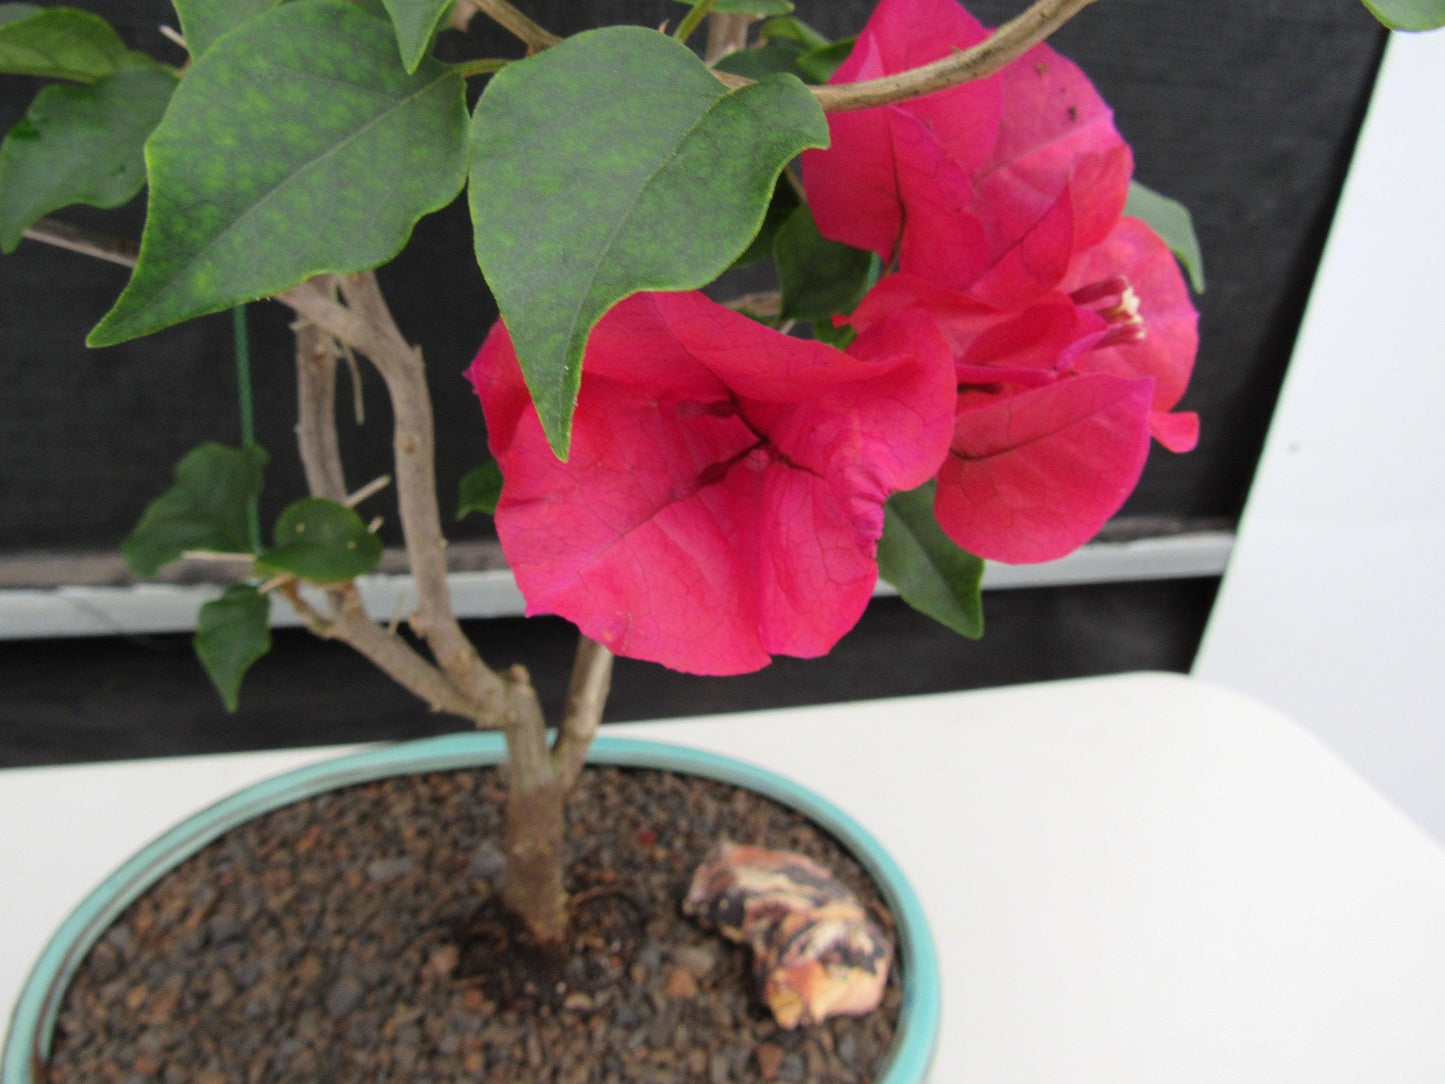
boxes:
[43,764,904,1082]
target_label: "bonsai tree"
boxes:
[0,0,1435,953]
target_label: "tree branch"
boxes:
[332,272,515,722]
[282,584,488,720]
[292,289,349,504]
[552,635,614,790]
[815,0,1099,111]
[470,0,559,50]
[710,0,1102,110]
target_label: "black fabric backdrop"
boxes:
[0,1,1386,761]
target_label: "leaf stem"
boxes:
[452,57,511,78]
[674,0,720,45]
[470,0,559,50]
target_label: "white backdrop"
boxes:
[1196,30,1445,840]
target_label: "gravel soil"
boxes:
[43,765,903,1082]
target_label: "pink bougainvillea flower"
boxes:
[849,248,1198,563]
[468,292,956,675]
[800,0,1001,288]
[802,0,1132,297]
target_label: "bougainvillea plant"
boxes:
[2,0,1438,948]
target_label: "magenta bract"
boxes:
[469,293,956,674]
[809,0,1200,564]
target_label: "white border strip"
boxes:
[0,532,1232,641]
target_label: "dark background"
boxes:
[0,1,1386,763]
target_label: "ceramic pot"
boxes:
[3,734,940,1082]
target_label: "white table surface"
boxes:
[4,672,1444,1082]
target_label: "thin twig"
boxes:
[180,550,256,562]
[470,0,559,50]
[722,290,781,318]
[552,636,614,790]
[345,474,391,508]
[22,217,137,267]
[708,0,1101,111]
[813,0,1100,112]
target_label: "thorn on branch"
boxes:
[344,475,392,508]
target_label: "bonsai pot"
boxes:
[3,733,940,1082]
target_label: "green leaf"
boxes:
[672,0,793,14]
[88,1,468,347]
[257,497,383,583]
[456,459,503,519]
[878,483,985,640]
[1124,180,1205,293]
[123,443,269,577]
[756,16,828,50]
[796,38,854,83]
[730,172,798,268]
[0,5,147,81]
[469,26,827,458]
[194,583,272,712]
[773,204,879,323]
[713,39,808,82]
[172,0,281,59]
[0,65,176,253]
[381,0,454,72]
[1358,0,1445,29]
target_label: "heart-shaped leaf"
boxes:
[713,39,810,82]
[1358,0,1445,29]
[258,497,383,583]
[469,25,827,458]
[878,482,985,639]
[123,443,269,577]
[172,0,280,59]
[0,5,146,81]
[381,0,454,72]
[194,583,272,712]
[456,459,503,519]
[88,1,468,347]
[773,203,879,323]
[1124,180,1205,293]
[0,65,176,253]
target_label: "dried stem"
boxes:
[552,635,614,790]
[722,290,781,318]
[470,0,559,50]
[22,217,137,267]
[704,12,755,65]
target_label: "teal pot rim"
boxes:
[5,733,940,1082]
